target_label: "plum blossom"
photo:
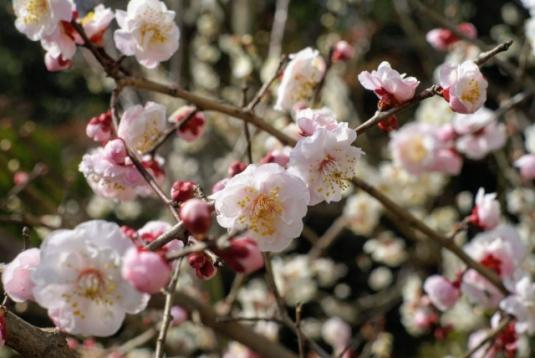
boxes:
[288,126,363,205]
[358,61,420,103]
[13,0,73,41]
[188,252,217,280]
[515,154,535,180]
[1,248,40,302]
[426,23,477,51]
[121,248,171,294]
[275,47,326,112]
[79,140,146,200]
[331,40,354,62]
[79,5,114,45]
[389,122,462,176]
[469,188,501,230]
[114,0,180,69]
[31,221,149,336]
[438,61,488,114]
[322,317,351,352]
[462,225,526,307]
[210,163,309,252]
[117,102,167,153]
[168,106,206,142]
[295,107,339,137]
[44,51,71,71]
[363,232,407,266]
[500,276,535,334]
[344,193,383,236]
[452,108,506,160]
[423,275,460,311]
[86,110,113,143]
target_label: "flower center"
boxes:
[480,253,502,275]
[460,79,480,105]
[76,268,106,300]
[80,11,96,26]
[140,22,169,45]
[404,136,428,164]
[238,187,283,237]
[23,0,48,25]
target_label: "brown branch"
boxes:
[351,177,507,294]
[246,55,289,111]
[3,309,77,358]
[155,259,183,357]
[309,216,348,259]
[173,291,297,358]
[295,304,305,358]
[146,222,186,250]
[165,242,209,261]
[461,317,511,358]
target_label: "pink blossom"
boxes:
[515,154,535,180]
[218,237,264,274]
[32,221,149,336]
[44,50,72,72]
[179,199,212,236]
[1,248,40,302]
[438,61,488,114]
[13,0,73,41]
[171,180,198,203]
[121,248,171,294]
[391,122,463,175]
[288,127,363,205]
[452,108,506,160]
[170,306,188,326]
[423,275,460,311]
[114,0,179,68]
[260,149,290,168]
[40,21,78,64]
[188,252,217,280]
[117,102,167,154]
[500,276,535,334]
[426,23,477,51]
[169,106,207,142]
[358,61,420,103]
[295,107,339,137]
[86,110,113,142]
[210,163,309,252]
[331,40,354,62]
[79,5,114,45]
[470,188,501,230]
[275,47,326,112]
[79,141,147,200]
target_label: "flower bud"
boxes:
[170,305,188,326]
[469,188,500,230]
[171,180,198,203]
[103,139,127,164]
[515,154,535,180]
[211,178,228,194]
[377,116,398,132]
[423,275,460,311]
[179,199,212,235]
[228,161,247,177]
[260,151,289,168]
[1,248,40,302]
[121,247,171,294]
[13,171,29,186]
[188,252,217,280]
[331,40,354,62]
[219,237,264,274]
[86,110,113,143]
[169,106,207,142]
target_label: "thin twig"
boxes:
[166,242,209,261]
[215,316,285,325]
[461,317,511,358]
[155,258,183,358]
[309,216,348,259]
[116,327,157,354]
[295,304,306,358]
[246,55,289,111]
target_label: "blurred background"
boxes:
[1,0,534,356]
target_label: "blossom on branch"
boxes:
[438,61,488,114]
[13,0,73,41]
[274,47,325,112]
[118,101,168,154]
[426,23,477,51]
[2,248,40,302]
[79,5,114,45]
[169,106,207,142]
[31,220,149,336]
[211,163,309,252]
[423,275,460,311]
[114,0,179,69]
[500,276,535,334]
[289,126,363,205]
[469,188,501,230]
[515,154,535,180]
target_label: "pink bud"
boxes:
[179,199,212,235]
[423,275,460,311]
[211,178,228,194]
[1,248,40,302]
[260,151,289,168]
[0,311,5,347]
[170,306,188,326]
[66,338,79,350]
[377,116,399,132]
[228,161,247,177]
[44,52,72,72]
[169,106,206,142]
[431,149,463,175]
[121,248,171,294]
[104,139,128,164]
[188,252,217,280]
[219,237,264,274]
[86,110,113,143]
[13,171,30,186]
[331,40,354,62]
[469,188,500,230]
[171,180,198,203]
[515,154,535,180]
